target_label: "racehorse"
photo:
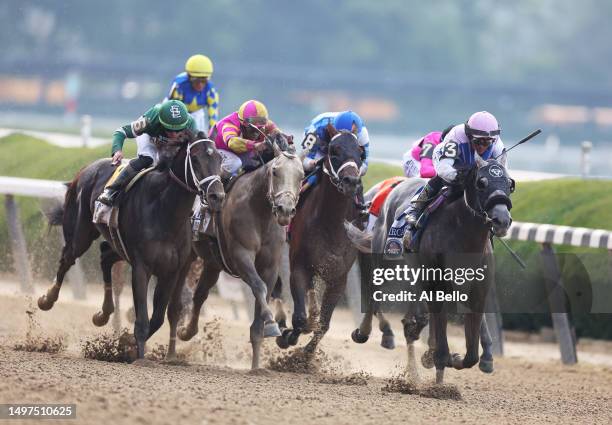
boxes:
[177,134,304,369]
[275,125,364,354]
[345,156,513,383]
[39,133,225,359]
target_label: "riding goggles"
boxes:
[244,116,268,128]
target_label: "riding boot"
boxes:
[404,180,441,226]
[98,164,140,206]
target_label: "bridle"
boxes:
[322,132,360,192]
[168,138,222,206]
[266,152,300,214]
[462,165,512,225]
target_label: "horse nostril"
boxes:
[290,208,296,216]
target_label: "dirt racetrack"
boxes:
[1,280,611,425]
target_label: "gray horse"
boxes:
[178,142,304,369]
[346,156,513,384]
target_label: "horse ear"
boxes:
[326,123,338,141]
[475,154,487,168]
[351,122,358,135]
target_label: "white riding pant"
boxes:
[218,149,243,175]
[190,109,206,132]
[402,150,421,178]
[135,134,159,165]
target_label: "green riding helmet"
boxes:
[159,100,190,131]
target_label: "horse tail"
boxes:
[42,169,81,227]
[343,220,373,253]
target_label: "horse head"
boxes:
[322,123,363,197]
[170,131,225,212]
[266,141,304,226]
[465,156,515,237]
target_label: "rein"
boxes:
[169,138,222,205]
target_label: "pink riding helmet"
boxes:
[465,111,500,143]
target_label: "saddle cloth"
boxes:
[383,187,450,258]
[369,176,406,217]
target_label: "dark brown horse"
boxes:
[346,156,513,383]
[178,137,304,369]
[275,126,363,353]
[39,135,224,359]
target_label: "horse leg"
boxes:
[131,261,151,359]
[166,260,193,360]
[421,314,436,369]
[250,301,265,370]
[272,276,288,330]
[479,314,494,373]
[304,288,320,334]
[111,261,126,334]
[304,277,345,354]
[232,250,280,338]
[276,265,310,349]
[377,311,395,349]
[448,312,482,371]
[430,309,450,384]
[402,311,428,380]
[351,309,373,344]
[39,215,98,310]
[178,261,221,341]
[93,241,121,327]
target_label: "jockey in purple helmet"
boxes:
[404,111,507,226]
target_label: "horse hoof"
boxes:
[276,329,291,349]
[178,326,196,341]
[380,334,395,350]
[450,353,463,369]
[92,311,110,327]
[421,350,435,369]
[479,358,494,374]
[37,295,54,311]
[351,328,369,344]
[288,331,300,346]
[263,321,282,338]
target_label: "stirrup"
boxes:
[97,189,117,206]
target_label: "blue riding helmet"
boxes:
[333,110,363,134]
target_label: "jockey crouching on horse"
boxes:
[167,54,219,133]
[402,127,454,178]
[97,100,196,206]
[301,110,370,216]
[402,111,507,230]
[210,99,281,178]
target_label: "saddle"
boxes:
[92,164,155,262]
[383,187,451,257]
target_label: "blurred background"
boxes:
[1,1,612,343]
[2,0,612,175]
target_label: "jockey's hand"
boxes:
[254,142,268,153]
[111,150,124,165]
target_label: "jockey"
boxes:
[302,110,370,176]
[301,111,370,214]
[209,99,280,176]
[97,100,195,206]
[404,111,507,226]
[167,54,219,132]
[402,128,453,178]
